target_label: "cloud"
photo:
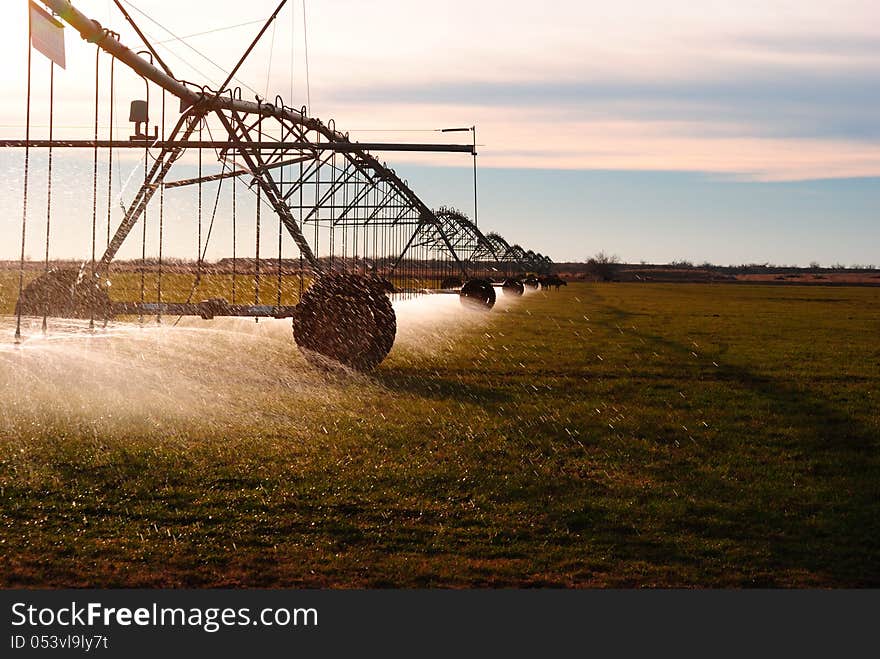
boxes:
[315,50,880,180]
[730,33,880,59]
[3,1,879,182]
[324,68,880,141]
[314,100,880,182]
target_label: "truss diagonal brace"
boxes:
[216,110,319,270]
[98,110,201,273]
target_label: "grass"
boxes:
[1,275,879,587]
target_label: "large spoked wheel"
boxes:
[459,278,496,311]
[15,268,113,321]
[292,273,397,371]
[501,278,524,296]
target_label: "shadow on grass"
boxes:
[592,299,880,585]
[375,368,513,406]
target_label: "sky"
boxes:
[1,0,878,265]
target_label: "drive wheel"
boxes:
[292,273,397,370]
[459,278,496,310]
[501,278,524,296]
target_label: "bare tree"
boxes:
[585,251,620,281]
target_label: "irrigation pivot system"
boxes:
[7,0,552,369]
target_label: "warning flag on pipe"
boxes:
[29,1,66,69]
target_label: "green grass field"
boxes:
[1,277,878,587]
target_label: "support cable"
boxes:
[289,0,295,103]
[106,56,115,248]
[15,20,33,343]
[255,111,263,310]
[264,18,276,100]
[302,0,311,114]
[218,0,288,95]
[119,0,259,98]
[298,157,303,297]
[197,120,203,282]
[277,144,283,306]
[42,61,56,334]
[173,157,227,326]
[140,77,149,325]
[329,151,335,271]
[153,19,265,46]
[157,89,165,323]
[113,0,175,78]
[90,46,101,331]
[232,150,237,304]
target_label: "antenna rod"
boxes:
[472,125,477,228]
